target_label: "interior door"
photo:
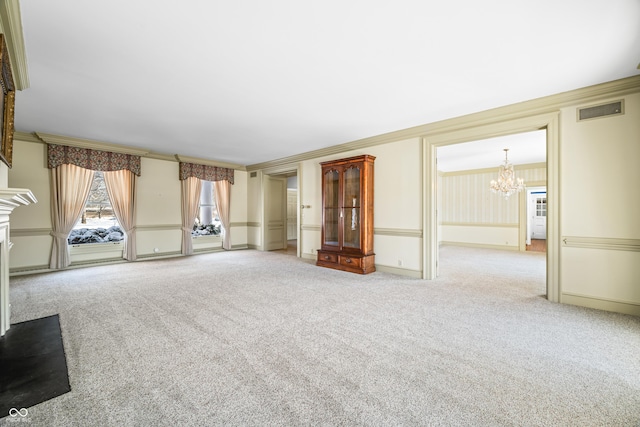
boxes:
[265,176,287,250]
[286,189,297,240]
[531,193,547,239]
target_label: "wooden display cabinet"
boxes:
[316,155,375,274]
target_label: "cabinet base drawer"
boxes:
[317,252,338,264]
[339,255,361,269]
[316,251,375,275]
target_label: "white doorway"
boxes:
[264,175,287,251]
[527,187,547,242]
[262,169,300,256]
[422,113,560,302]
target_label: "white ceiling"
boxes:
[14,0,640,166]
[437,130,547,172]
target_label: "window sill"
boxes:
[191,235,222,241]
[69,241,124,255]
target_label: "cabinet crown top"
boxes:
[320,154,376,166]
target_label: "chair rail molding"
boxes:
[562,236,640,252]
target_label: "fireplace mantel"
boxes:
[0,188,37,336]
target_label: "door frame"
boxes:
[264,174,287,251]
[423,112,560,302]
[521,184,547,248]
[261,164,301,257]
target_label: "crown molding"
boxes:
[13,131,41,143]
[35,132,151,156]
[245,134,420,171]
[19,131,247,170]
[423,75,640,138]
[246,74,640,171]
[18,74,640,172]
[0,0,29,90]
[143,152,178,162]
[175,154,246,171]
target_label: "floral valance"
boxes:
[47,144,142,176]
[179,162,234,184]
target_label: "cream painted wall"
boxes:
[246,171,262,248]
[8,139,52,269]
[8,139,248,271]
[0,163,8,188]
[8,140,50,229]
[230,170,248,249]
[559,93,640,315]
[442,225,519,249]
[299,161,320,257]
[296,137,423,275]
[6,79,640,315]
[137,158,181,225]
[136,157,182,256]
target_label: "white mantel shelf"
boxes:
[0,187,37,336]
[0,188,38,211]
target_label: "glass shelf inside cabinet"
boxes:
[323,169,340,247]
[343,166,361,248]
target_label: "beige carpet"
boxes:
[5,246,640,426]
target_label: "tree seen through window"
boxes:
[193,180,221,236]
[68,171,124,244]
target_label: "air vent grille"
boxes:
[578,101,623,121]
[250,171,257,178]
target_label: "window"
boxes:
[68,171,124,244]
[536,197,547,217]
[193,180,221,236]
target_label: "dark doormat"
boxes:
[0,314,71,418]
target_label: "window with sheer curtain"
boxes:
[179,162,234,254]
[192,180,220,237]
[47,144,140,268]
[68,171,124,245]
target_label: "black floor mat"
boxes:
[0,314,71,418]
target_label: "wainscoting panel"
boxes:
[561,246,640,316]
[441,224,519,249]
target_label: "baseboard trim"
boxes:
[10,265,52,276]
[137,251,182,260]
[193,247,224,254]
[375,264,422,278]
[562,292,640,316]
[440,242,518,251]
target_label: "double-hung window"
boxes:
[193,180,221,236]
[68,171,124,244]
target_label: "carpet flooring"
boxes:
[4,246,640,426]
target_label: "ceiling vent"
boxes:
[577,100,623,121]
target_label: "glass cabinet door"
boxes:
[342,165,361,248]
[323,169,340,247]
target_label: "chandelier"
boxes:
[489,148,525,199]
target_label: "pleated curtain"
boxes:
[104,169,137,261]
[181,177,202,255]
[49,164,95,269]
[213,179,232,250]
